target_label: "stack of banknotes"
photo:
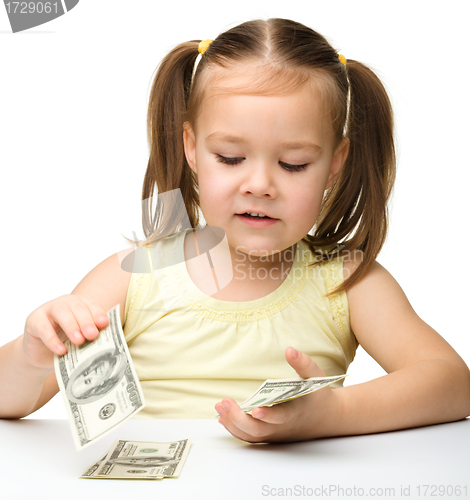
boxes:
[215,374,347,417]
[80,438,192,480]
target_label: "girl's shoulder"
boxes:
[129,231,183,274]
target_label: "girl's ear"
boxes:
[325,137,350,190]
[183,122,197,174]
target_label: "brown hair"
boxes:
[123,18,396,297]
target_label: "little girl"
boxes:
[1,18,469,444]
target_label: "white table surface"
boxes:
[0,418,469,500]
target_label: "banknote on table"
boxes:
[54,304,145,451]
[80,438,192,480]
[79,451,109,478]
[215,374,347,417]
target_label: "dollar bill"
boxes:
[80,438,192,479]
[215,374,347,417]
[54,304,145,451]
[79,451,109,477]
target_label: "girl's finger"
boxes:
[251,403,293,425]
[67,300,103,342]
[218,411,263,443]
[79,297,109,329]
[217,399,273,442]
[45,301,88,345]
[217,417,246,441]
[26,312,69,355]
[286,347,326,378]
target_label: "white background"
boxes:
[0,1,468,420]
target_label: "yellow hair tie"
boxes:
[338,54,347,67]
[198,39,213,56]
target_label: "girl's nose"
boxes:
[239,160,278,198]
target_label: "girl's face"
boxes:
[183,77,349,264]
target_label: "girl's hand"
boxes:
[214,347,343,443]
[22,294,109,372]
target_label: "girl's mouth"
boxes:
[241,213,272,219]
[236,213,279,227]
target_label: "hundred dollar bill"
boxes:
[54,304,145,451]
[215,374,347,417]
[80,438,192,479]
[79,451,109,477]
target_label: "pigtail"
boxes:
[122,41,202,248]
[310,60,396,297]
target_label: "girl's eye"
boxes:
[215,154,308,173]
[279,161,308,172]
[216,154,242,165]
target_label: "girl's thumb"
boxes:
[286,347,325,378]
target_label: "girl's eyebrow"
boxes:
[206,132,322,153]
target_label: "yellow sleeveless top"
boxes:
[123,228,358,419]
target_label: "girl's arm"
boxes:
[215,254,470,442]
[0,337,57,419]
[331,256,470,436]
[0,249,134,419]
